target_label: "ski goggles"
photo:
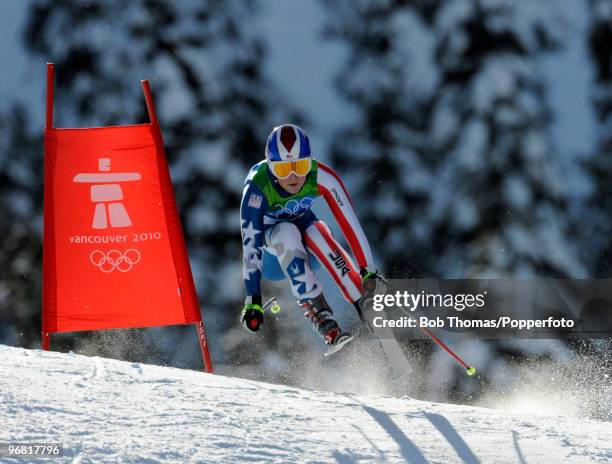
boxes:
[269,158,312,179]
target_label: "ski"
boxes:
[354,279,415,384]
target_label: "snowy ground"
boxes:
[1,344,610,464]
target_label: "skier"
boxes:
[240,124,385,352]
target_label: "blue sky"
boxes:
[0,1,43,123]
[540,0,596,156]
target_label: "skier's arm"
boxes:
[240,181,268,307]
[317,161,374,272]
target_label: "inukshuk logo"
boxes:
[73,157,141,229]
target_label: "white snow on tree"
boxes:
[587,0,612,276]
[322,0,588,278]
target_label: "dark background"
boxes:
[0,0,610,419]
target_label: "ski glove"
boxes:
[241,303,264,333]
[360,266,387,294]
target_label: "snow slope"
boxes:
[1,345,610,464]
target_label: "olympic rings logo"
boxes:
[89,249,142,273]
[270,197,314,219]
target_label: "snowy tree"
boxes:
[0,105,43,346]
[587,0,612,277]
[323,0,587,278]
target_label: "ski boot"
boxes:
[300,293,353,355]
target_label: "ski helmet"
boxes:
[265,124,312,178]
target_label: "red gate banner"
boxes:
[42,64,212,372]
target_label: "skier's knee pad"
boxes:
[267,222,304,254]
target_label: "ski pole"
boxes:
[417,323,476,376]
